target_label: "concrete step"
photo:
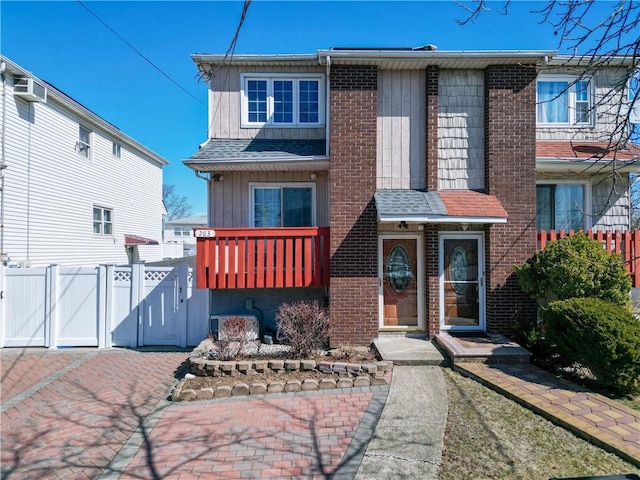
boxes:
[373,337,448,366]
[435,332,530,365]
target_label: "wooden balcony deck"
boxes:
[195,227,330,289]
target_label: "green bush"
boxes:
[515,233,631,309]
[545,297,640,394]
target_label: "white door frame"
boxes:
[439,232,486,331]
[378,233,425,330]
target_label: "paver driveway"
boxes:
[1,349,382,480]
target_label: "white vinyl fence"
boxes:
[0,264,209,349]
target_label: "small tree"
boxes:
[275,301,330,358]
[515,233,631,309]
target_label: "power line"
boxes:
[76,0,205,106]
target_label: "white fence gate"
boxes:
[0,264,209,349]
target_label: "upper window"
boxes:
[173,227,191,237]
[536,183,586,231]
[93,206,113,235]
[112,142,121,158]
[250,183,315,227]
[537,76,592,126]
[78,126,91,157]
[241,74,323,127]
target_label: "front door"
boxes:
[379,235,423,329]
[439,233,485,331]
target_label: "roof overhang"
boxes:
[536,141,640,173]
[124,234,159,246]
[183,157,329,173]
[536,158,640,173]
[375,190,508,225]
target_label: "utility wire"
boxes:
[76,0,205,106]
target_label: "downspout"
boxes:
[324,55,331,159]
[0,61,6,263]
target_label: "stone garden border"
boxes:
[172,345,393,402]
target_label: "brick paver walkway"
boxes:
[1,349,386,479]
[456,362,640,467]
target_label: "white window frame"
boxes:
[249,182,317,227]
[240,73,325,128]
[535,179,592,231]
[173,226,191,237]
[78,125,92,158]
[112,142,122,158]
[93,206,113,236]
[536,75,594,127]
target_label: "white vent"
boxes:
[210,315,259,341]
[13,77,47,102]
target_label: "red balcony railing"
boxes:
[537,229,640,288]
[195,227,330,289]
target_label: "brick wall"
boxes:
[329,65,378,346]
[484,65,538,333]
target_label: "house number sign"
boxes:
[194,229,215,238]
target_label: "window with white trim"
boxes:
[112,142,121,158]
[250,183,315,227]
[241,74,324,127]
[78,125,91,157]
[537,76,592,125]
[173,227,191,237]
[536,183,586,231]
[93,206,113,235]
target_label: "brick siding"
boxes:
[484,65,538,333]
[329,65,378,346]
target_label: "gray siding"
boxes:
[438,69,485,190]
[376,70,426,190]
[209,65,325,140]
[209,171,329,228]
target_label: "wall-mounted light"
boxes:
[310,172,317,180]
[460,223,470,231]
[213,173,224,182]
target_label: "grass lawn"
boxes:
[437,368,638,480]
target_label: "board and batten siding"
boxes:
[3,73,164,267]
[536,67,629,142]
[376,70,426,190]
[536,173,630,231]
[209,65,325,140]
[438,69,485,191]
[209,172,328,228]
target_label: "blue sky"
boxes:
[1,1,613,214]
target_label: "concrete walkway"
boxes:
[354,366,447,480]
[456,362,640,467]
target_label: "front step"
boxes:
[435,332,530,365]
[373,336,448,366]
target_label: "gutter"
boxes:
[377,214,507,224]
[536,158,640,173]
[317,49,556,61]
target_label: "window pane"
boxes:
[555,185,584,231]
[299,81,319,123]
[537,81,569,123]
[104,222,113,235]
[79,126,90,143]
[103,210,112,222]
[273,80,293,123]
[283,188,312,227]
[536,186,553,231]
[247,80,267,123]
[93,222,102,234]
[93,208,102,222]
[254,188,281,227]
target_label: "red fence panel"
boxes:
[537,230,639,288]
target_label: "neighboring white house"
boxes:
[163,214,207,258]
[0,56,169,267]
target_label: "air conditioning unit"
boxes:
[13,77,47,103]
[209,315,259,341]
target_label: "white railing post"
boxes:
[132,262,145,347]
[0,266,4,348]
[103,264,114,348]
[177,263,188,348]
[47,264,59,349]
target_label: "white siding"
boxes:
[536,67,629,141]
[3,71,164,267]
[376,70,426,190]
[591,174,630,230]
[209,65,325,140]
[209,171,328,228]
[438,70,485,190]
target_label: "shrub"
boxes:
[515,233,631,309]
[275,301,330,358]
[209,316,252,361]
[545,297,640,394]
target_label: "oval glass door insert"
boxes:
[387,245,413,293]
[449,246,468,294]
